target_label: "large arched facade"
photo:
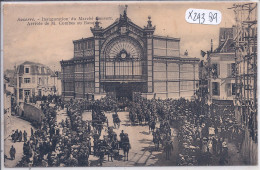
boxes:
[61,10,200,100]
[99,35,147,99]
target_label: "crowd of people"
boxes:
[8,93,246,167]
[11,129,27,143]
[14,95,133,167]
[128,96,176,159]
[129,96,245,165]
[17,103,60,167]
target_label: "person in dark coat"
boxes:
[10,145,16,160]
[23,130,27,142]
[31,127,34,136]
[18,130,22,142]
[212,137,217,154]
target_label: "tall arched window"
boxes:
[102,37,144,79]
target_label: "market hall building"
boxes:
[60,10,199,100]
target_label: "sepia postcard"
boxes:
[1,1,258,169]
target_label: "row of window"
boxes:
[75,63,94,72]
[153,48,180,57]
[19,88,55,100]
[211,63,236,78]
[24,66,50,74]
[74,73,94,79]
[103,61,142,77]
[154,91,195,99]
[64,82,95,93]
[153,39,179,49]
[212,82,236,96]
[153,71,198,80]
[154,81,196,93]
[154,63,197,72]
[62,66,75,73]
[22,77,51,85]
[74,41,94,51]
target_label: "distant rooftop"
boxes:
[16,61,55,76]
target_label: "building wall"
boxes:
[4,92,11,114]
[73,38,94,58]
[61,62,95,100]
[16,63,59,103]
[153,37,180,58]
[49,76,62,95]
[152,37,198,99]
[153,60,199,100]
[209,53,235,101]
[62,64,75,99]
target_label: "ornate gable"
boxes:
[92,8,153,40]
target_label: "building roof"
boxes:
[153,35,180,41]
[16,61,55,76]
[214,38,235,53]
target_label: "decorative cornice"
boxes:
[60,57,95,66]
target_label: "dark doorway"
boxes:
[116,83,133,100]
[102,82,145,101]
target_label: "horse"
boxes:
[106,144,114,162]
[122,142,131,161]
[108,140,119,161]
[112,114,121,129]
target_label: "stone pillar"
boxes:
[94,39,100,94]
[144,16,155,93]
[91,17,103,95]
[147,38,153,93]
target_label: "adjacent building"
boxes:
[15,61,62,103]
[208,27,236,102]
[4,77,13,115]
[61,10,199,100]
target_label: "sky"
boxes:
[3,1,237,71]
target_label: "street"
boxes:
[4,113,35,168]
[4,105,247,168]
[82,111,178,166]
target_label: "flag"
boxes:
[201,50,206,57]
